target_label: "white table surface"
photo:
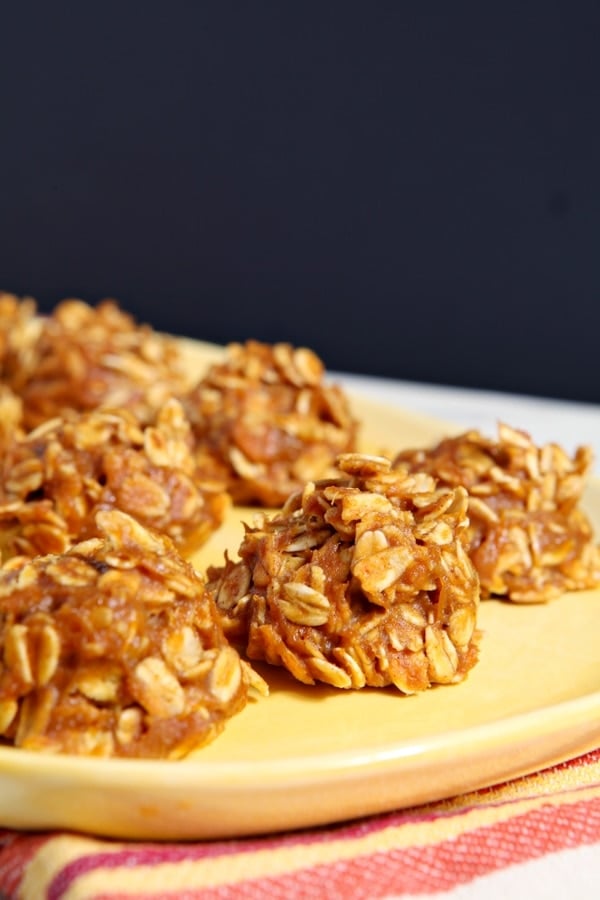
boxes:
[336,372,600,475]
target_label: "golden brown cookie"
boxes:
[4,297,192,429]
[0,509,266,758]
[209,453,480,693]
[394,423,600,601]
[184,340,358,506]
[0,399,230,560]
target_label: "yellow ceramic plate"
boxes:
[0,340,599,840]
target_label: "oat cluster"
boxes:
[394,423,600,602]
[184,340,358,506]
[0,510,266,758]
[209,453,480,693]
[0,399,230,560]
[0,294,193,430]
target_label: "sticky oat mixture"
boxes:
[394,423,600,602]
[0,399,230,561]
[0,510,266,758]
[0,294,193,430]
[209,453,480,693]
[184,339,358,506]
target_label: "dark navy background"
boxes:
[1,3,599,401]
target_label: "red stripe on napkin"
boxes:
[45,793,600,899]
[0,832,50,899]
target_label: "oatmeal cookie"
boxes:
[0,510,266,758]
[394,423,600,601]
[0,399,229,560]
[208,453,480,693]
[184,340,358,506]
[4,297,192,430]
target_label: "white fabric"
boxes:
[406,842,600,900]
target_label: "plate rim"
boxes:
[0,684,598,785]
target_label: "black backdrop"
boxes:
[1,3,599,402]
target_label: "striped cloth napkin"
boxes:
[1,747,599,900]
